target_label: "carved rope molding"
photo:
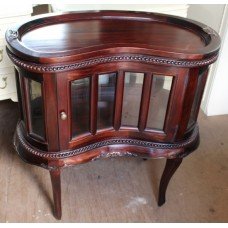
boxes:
[7,50,218,73]
[15,122,199,159]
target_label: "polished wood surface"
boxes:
[6,11,220,219]
[21,19,205,53]
[50,169,61,220]
[158,158,183,206]
[6,11,220,62]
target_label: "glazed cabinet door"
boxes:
[16,69,46,145]
[57,64,189,150]
[15,69,59,151]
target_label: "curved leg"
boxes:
[50,169,62,220]
[158,158,183,206]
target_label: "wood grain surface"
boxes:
[6,11,220,63]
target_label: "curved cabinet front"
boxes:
[57,62,189,151]
[13,61,204,165]
[6,11,220,219]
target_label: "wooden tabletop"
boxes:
[6,11,220,64]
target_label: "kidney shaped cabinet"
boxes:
[5,11,220,219]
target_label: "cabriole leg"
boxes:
[158,158,183,206]
[50,168,62,220]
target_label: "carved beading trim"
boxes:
[7,50,218,73]
[15,122,199,159]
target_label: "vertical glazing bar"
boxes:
[22,77,32,134]
[193,68,209,120]
[138,73,153,131]
[114,71,124,130]
[90,75,98,135]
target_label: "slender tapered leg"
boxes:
[158,158,183,206]
[50,169,62,220]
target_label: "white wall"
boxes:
[188,4,228,116]
[51,4,189,17]
[188,5,225,32]
[204,7,228,116]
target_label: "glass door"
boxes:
[57,66,186,150]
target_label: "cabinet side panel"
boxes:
[43,74,59,151]
[176,68,199,139]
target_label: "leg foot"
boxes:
[50,169,62,220]
[158,158,182,206]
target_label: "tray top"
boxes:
[6,11,220,64]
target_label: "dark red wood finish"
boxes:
[6,11,220,220]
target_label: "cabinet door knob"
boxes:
[60,111,67,120]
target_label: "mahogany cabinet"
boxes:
[5,11,220,219]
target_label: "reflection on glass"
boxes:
[187,71,204,129]
[122,72,144,127]
[147,75,173,130]
[97,73,116,129]
[28,79,45,138]
[71,77,90,137]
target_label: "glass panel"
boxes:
[97,73,116,129]
[122,72,144,127]
[187,71,204,129]
[147,75,173,130]
[71,77,90,137]
[28,79,45,138]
